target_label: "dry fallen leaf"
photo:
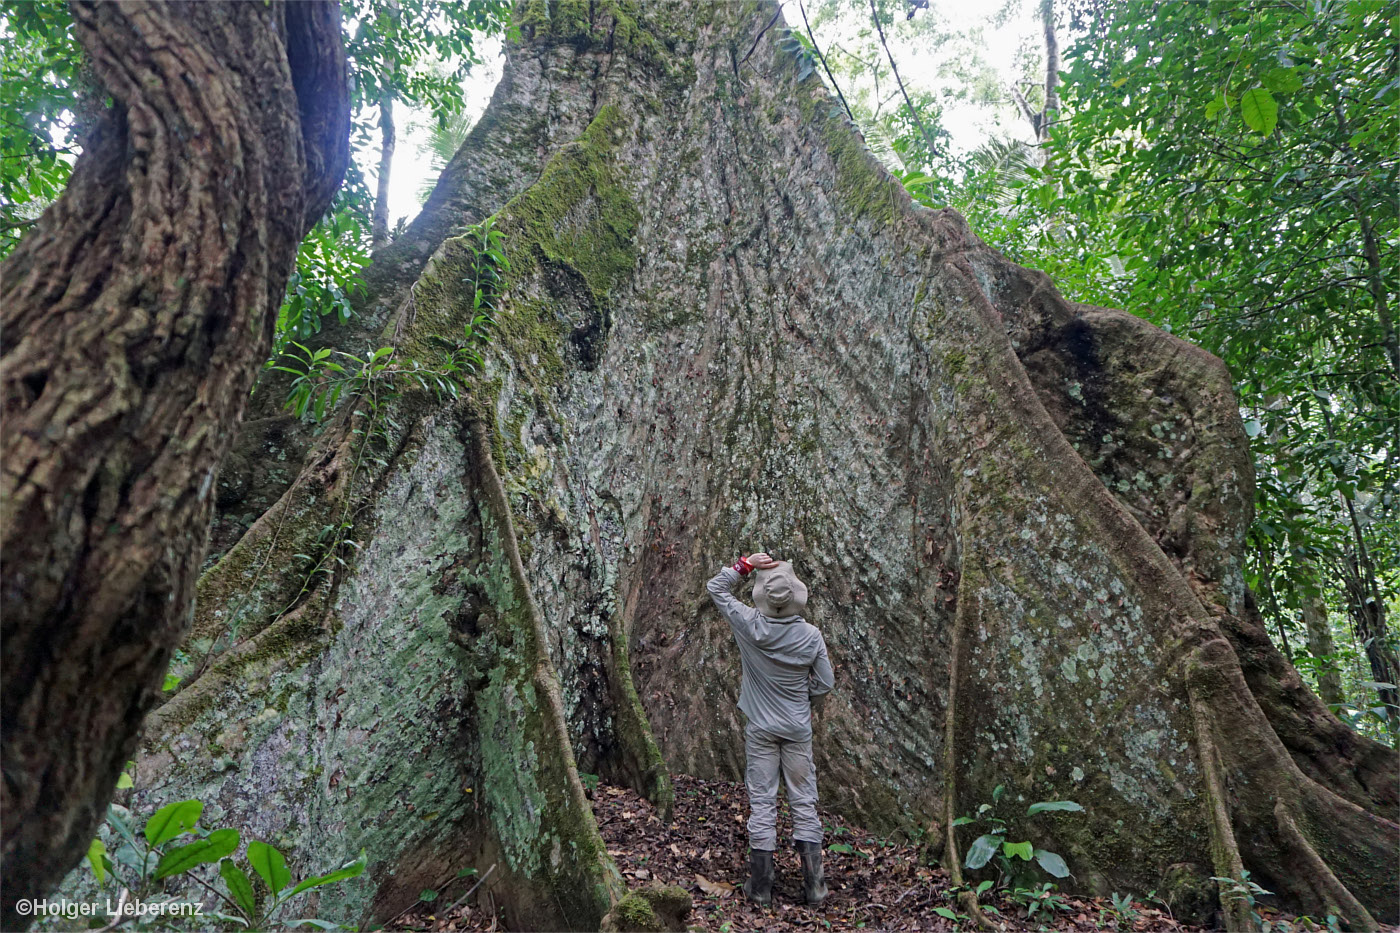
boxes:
[695,874,733,897]
[632,868,651,880]
[670,843,681,857]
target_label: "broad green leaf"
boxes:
[116,772,134,790]
[1035,848,1071,878]
[247,841,292,894]
[992,784,1006,803]
[144,800,203,846]
[220,859,257,919]
[829,843,855,854]
[1027,800,1083,816]
[951,816,975,826]
[976,880,994,894]
[1239,87,1278,134]
[965,833,1000,870]
[420,889,439,902]
[154,829,240,880]
[934,907,959,920]
[1002,840,1034,860]
[1263,67,1302,94]
[87,838,107,888]
[285,851,368,899]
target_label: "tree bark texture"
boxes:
[1300,574,1344,709]
[372,92,397,250]
[63,2,1398,930]
[0,1,349,926]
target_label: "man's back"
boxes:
[707,566,835,742]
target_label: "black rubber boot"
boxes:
[795,840,828,906]
[743,849,774,906]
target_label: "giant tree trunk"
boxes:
[0,2,349,926]
[81,2,1397,930]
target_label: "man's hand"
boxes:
[747,552,778,570]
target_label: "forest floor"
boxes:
[396,775,1301,932]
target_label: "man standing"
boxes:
[707,552,835,907]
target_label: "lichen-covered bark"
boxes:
[65,1,1398,929]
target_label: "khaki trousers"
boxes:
[744,723,822,851]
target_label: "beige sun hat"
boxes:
[752,560,808,618]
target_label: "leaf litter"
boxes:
[393,774,1315,931]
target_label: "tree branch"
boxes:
[799,0,854,123]
[866,0,939,159]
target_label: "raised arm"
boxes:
[809,636,835,697]
[707,562,762,644]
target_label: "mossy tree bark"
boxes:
[0,2,349,927]
[79,2,1397,931]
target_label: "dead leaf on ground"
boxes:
[695,874,733,897]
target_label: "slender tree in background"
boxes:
[0,1,349,925]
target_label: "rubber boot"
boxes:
[795,840,828,906]
[742,849,773,906]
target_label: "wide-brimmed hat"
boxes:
[753,560,808,618]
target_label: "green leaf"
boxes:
[87,838,107,888]
[247,841,292,894]
[1026,800,1083,816]
[829,843,854,854]
[284,850,367,899]
[951,816,976,826]
[154,828,240,880]
[144,800,203,846]
[965,833,1000,870]
[107,805,137,848]
[1262,67,1302,94]
[1035,848,1071,878]
[206,910,251,928]
[976,880,994,895]
[116,772,134,790]
[420,889,439,902]
[934,907,959,920]
[1239,87,1278,134]
[1003,840,1034,860]
[289,921,344,931]
[220,859,257,919]
[992,784,1006,803]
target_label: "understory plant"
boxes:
[83,797,365,931]
[955,784,1082,890]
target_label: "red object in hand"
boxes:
[733,556,754,575]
